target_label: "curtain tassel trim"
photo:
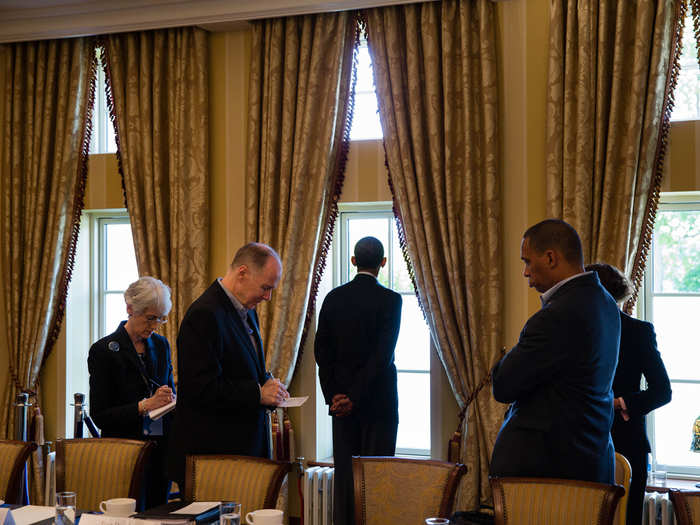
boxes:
[295,13,360,367]
[99,39,129,211]
[41,37,97,372]
[625,0,686,313]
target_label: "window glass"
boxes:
[672,14,700,121]
[394,295,430,371]
[652,210,700,293]
[396,372,430,452]
[89,49,117,154]
[350,42,383,141]
[105,222,138,290]
[65,211,137,436]
[331,207,430,455]
[646,197,700,476]
[347,217,389,285]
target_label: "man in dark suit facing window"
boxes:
[490,219,620,484]
[314,236,402,525]
[169,242,289,487]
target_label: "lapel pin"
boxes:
[108,341,120,352]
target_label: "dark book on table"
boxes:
[132,501,220,524]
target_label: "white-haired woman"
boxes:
[88,276,175,510]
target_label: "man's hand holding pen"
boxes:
[260,375,290,406]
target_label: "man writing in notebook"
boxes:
[169,243,289,486]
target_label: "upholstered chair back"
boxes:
[490,477,625,525]
[0,440,37,504]
[352,456,466,525]
[669,489,700,525]
[614,452,632,525]
[184,455,291,519]
[55,438,153,511]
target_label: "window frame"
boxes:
[326,202,431,457]
[64,209,134,435]
[642,191,700,477]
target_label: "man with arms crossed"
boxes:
[314,236,402,525]
[169,243,289,486]
[490,219,620,483]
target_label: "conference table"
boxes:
[0,501,221,525]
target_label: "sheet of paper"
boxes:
[0,507,13,525]
[171,502,219,515]
[78,514,129,525]
[278,395,308,407]
[9,506,56,525]
[79,517,165,525]
[149,398,176,421]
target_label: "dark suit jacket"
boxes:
[169,280,271,483]
[611,312,671,458]
[314,273,402,421]
[490,272,620,484]
[88,321,175,439]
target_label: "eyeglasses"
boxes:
[145,314,168,325]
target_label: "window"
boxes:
[89,50,117,154]
[317,203,431,456]
[349,40,383,141]
[643,193,700,476]
[65,211,137,435]
[672,14,700,121]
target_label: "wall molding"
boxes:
[0,0,427,43]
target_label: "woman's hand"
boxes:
[143,385,174,411]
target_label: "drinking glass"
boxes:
[220,502,241,525]
[56,492,77,525]
[425,519,450,525]
[652,470,667,486]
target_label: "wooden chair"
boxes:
[0,440,37,504]
[669,489,700,525]
[184,455,291,519]
[55,438,153,511]
[614,452,632,525]
[490,477,625,525]
[352,456,466,525]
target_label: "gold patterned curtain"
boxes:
[246,13,357,386]
[546,0,683,308]
[0,37,96,503]
[364,0,501,509]
[102,27,209,378]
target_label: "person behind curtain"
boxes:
[586,262,671,525]
[490,219,620,484]
[314,236,402,525]
[88,276,175,510]
[168,242,289,487]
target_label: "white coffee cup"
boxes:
[99,498,136,516]
[245,509,283,525]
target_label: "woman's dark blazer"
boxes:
[611,312,671,456]
[87,321,175,439]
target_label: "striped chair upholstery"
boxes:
[184,455,291,519]
[490,477,625,525]
[56,438,153,511]
[0,440,37,504]
[669,489,700,525]
[614,452,632,525]
[352,456,466,525]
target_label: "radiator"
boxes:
[303,466,334,525]
[642,492,675,525]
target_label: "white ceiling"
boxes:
[0,0,427,43]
